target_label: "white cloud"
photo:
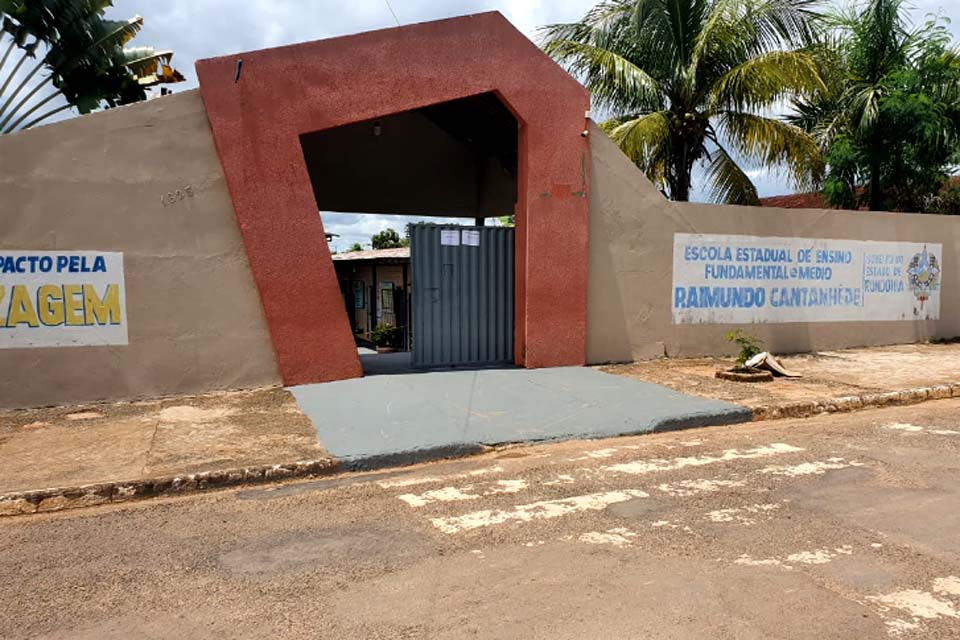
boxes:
[322,212,476,253]
[114,0,603,93]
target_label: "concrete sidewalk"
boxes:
[290,367,751,469]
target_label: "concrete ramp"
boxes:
[290,367,751,469]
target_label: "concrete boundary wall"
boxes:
[4,92,957,409]
[0,90,281,408]
[586,120,960,364]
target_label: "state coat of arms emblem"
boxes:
[906,246,941,309]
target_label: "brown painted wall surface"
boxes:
[0,90,281,408]
[587,120,960,363]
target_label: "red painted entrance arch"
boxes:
[196,12,590,385]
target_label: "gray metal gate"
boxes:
[411,224,514,368]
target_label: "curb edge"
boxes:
[0,458,339,518]
[751,383,960,421]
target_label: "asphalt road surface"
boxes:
[3,399,960,639]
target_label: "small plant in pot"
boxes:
[716,330,772,382]
[371,323,399,354]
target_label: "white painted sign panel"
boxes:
[0,251,128,348]
[672,234,942,324]
[461,229,481,247]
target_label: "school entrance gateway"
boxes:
[195,12,591,385]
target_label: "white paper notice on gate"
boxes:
[440,230,460,246]
[672,233,942,324]
[0,250,128,348]
[461,230,481,247]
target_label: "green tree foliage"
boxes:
[541,0,825,204]
[0,0,184,134]
[790,0,960,212]
[347,242,363,252]
[371,228,403,250]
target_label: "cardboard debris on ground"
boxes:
[744,352,803,378]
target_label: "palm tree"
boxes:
[541,0,825,204]
[789,0,960,211]
[0,0,184,134]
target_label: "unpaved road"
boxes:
[3,400,960,639]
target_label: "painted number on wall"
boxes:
[160,185,194,207]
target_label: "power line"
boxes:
[383,0,400,25]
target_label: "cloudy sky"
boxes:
[35,1,960,249]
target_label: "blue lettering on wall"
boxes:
[674,287,767,309]
[769,287,862,307]
[0,254,109,274]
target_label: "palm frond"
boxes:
[650,0,709,67]
[849,85,881,133]
[739,0,821,51]
[704,142,760,204]
[605,111,672,188]
[599,115,633,133]
[788,94,847,151]
[694,0,820,73]
[709,49,824,112]
[719,111,824,190]
[628,0,687,68]
[0,3,184,133]
[542,38,663,112]
[88,16,144,53]
[538,1,635,49]
[118,46,170,75]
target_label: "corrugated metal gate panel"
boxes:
[411,225,514,368]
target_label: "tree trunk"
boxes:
[674,174,690,201]
[669,141,692,202]
[868,155,882,211]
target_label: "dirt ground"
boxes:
[0,387,329,494]
[2,400,960,639]
[602,343,960,408]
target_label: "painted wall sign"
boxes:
[0,251,128,348]
[672,234,942,324]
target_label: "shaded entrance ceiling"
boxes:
[300,92,518,218]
